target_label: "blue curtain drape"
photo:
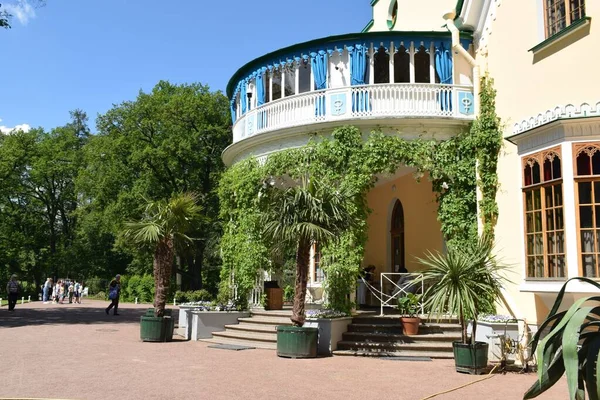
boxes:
[230,101,236,123]
[240,81,247,115]
[349,44,370,113]
[435,43,453,111]
[256,68,266,129]
[311,50,328,117]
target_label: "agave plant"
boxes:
[524,277,600,400]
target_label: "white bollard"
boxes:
[135,297,138,304]
[28,296,31,302]
[173,297,176,306]
[21,297,24,304]
[0,298,2,305]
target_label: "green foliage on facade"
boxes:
[218,74,503,312]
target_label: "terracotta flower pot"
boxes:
[400,316,420,335]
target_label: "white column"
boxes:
[281,69,286,99]
[295,62,300,95]
[269,71,273,102]
[429,42,436,84]
[409,41,415,83]
[561,142,579,278]
[389,41,395,84]
[368,43,375,85]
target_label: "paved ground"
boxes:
[0,301,567,400]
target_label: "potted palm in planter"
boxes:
[397,293,421,335]
[124,193,202,342]
[416,234,507,374]
[260,175,356,358]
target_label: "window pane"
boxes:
[546,210,554,230]
[579,182,592,204]
[527,235,534,255]
[556,255,565,278]
[583,254,596,277]
[555,208,564,229]
[553,157,561,179]
[528,257,536,277]
[593,151,600,175]
[536,257,545,277]
[535,211,542,231]
[580,206,593,228]
[577,152,591,176]
[535,233,544,254]
[554,184,563,206]
[543,159,552,181]
[526,213,534,232]
[545,186,554,207]
[532,162,541,184]
[524,165,532,186]
[526,191,533,211]
[582,230,595,252]
[547,232,555,254]
[547,256,556,277]
[534,189,542,209]
[556,231,565,253]
[594,181,600,202]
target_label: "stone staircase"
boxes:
[201,309,292,350]
[332,314,462,359]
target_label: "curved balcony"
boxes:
[232,82,474,143]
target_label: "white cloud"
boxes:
[3,0,36,25]
[0,118,31,134]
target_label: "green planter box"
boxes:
[453,341,489,375]
[276,326,318,358]
[140,316,167,342]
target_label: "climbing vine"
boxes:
[218,74,502,312]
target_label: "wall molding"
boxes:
[512,101,600,135]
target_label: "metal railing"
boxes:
[379,272,424,317]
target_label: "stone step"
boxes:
[353,316,460,325]
[342,332,461,343]
[337,340,454,353]
[225,323,279,334]
[250,310,292,318]
[332,349,455,359]
[347,324,403,333]
[212,330,277,343]
[200,337,276,350]
[237,316,293,326]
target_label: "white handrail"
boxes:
[379,273,424,317]
[232,83,473,143]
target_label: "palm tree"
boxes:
[124,193,203,317]
[260,175,356,326]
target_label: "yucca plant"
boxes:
[260,175,356,326]
[123,193,203,317]
[524,277,600,400]
[415,234,508,344]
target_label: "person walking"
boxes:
[6,275,20,312]
[43,278,52,304]
[58,281,65,304]
[68,282,74,304]
[105,275,121,316]
[73,281,81,304]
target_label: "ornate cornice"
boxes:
[475,0,502,55]
[512,101,600,135]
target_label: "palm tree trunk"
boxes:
[153,238,174,317]
[291,238,311,327]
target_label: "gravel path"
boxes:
[0,301,567,400]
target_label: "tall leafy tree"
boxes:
[78,81,230,288]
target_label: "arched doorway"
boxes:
[391,199,405,273]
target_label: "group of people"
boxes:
[42,278,83,305]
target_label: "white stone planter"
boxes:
[472,321,520,363]
[190,311,250,341]
[304,317,353,356]
[177,305,201,340]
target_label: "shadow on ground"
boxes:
[0,304,180,328]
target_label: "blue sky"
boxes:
[0,0,372,132]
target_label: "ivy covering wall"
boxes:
[218,74,502,312]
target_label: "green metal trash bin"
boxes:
[140,315,167,342]
[277,326,318,358]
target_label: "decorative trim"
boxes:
[455,0,465,19]
[529,17,591,54]
[475,0,502,55]
[370,0,379,5]
[511,101,600,135]
[362,19,374,33]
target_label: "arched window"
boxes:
[574,143,600,277]
[394,45,410,83]
[414,45,430,83]
[522,148,564,278]
[374,46,390,84]
[391,200,405,273]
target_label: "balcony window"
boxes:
[414,45,430,83]
[374,46,390,84]
[522,147,565,279]
[298,59,311,94]
[544,0,585,37]
[394,45,410,83]
[574,143,600,277]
